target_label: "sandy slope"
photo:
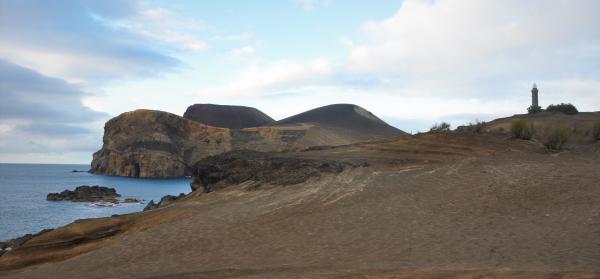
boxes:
[1,133,599,278]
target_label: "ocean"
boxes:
[0,163,191,241]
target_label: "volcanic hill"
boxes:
[183,104,275,129]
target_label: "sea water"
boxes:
[0,163,191,240]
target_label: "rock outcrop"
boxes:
[91,105,407,178]
[91,110,231,178]
[190,150,354,192]
[183,104,275,129]
[47,186,120,202]
[143,193,186,211]
[0,229,53,257]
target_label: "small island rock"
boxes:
[47,185,120,202]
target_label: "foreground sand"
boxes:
[1,133,599,278]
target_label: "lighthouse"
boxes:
[532,83,539,108]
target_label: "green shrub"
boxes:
[468,120,486,133]
[546,103,578,115]
[511,119,534,140]
[457,120,486,133]
[430,122,451,133]
[527,105,542,114]
[592,122,600,140]
[542,126,572,150]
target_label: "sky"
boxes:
[1,0,599,164]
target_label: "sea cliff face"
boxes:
[90,110,231,178]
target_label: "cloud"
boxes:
[0,0,189,84]
[117,7,209,52]
[212,33,254,42]
[200,58,334,97]
[294,0,331,11]
[0,60,107,122]
[228,46,257,56]
[347,0,600,80]
[196,0,600,133]
[0,60,107,161]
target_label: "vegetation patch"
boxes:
[527,105,542,114]
[430,122,451,133]
[592,122,600,141]
[511,119,535,140]
[459,120,486,133]
[546,103,578,115]
[542,125,572,150]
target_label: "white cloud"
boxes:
[212,33,254,42]
[294,0,331,11]
[197,0,600,133]
[228,46,257,56]
[118,7,209,52]
[199,58,334,97]
[347,0,600,77]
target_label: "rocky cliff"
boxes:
[90,110,231,178]
[91,105,407,178]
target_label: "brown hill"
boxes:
[183,104,274,129]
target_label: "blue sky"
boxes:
[1,0,600,163]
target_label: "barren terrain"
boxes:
[1,130,599,278]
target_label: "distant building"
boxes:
[531,83,539,108]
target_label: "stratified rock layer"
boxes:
[91,110,231,178]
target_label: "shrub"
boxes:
[542,126,572,150]
[511,119,534,140]
[527,105,542,114]
[430,122,451,133]
[592,122,600,140]
[546,103,578,115]
[468,120,486,133]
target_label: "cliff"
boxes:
[90,110,231,178]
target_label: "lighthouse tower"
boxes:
[531,83,539,108]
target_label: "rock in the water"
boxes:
[122,198,141,203]
[47,185,120,202]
